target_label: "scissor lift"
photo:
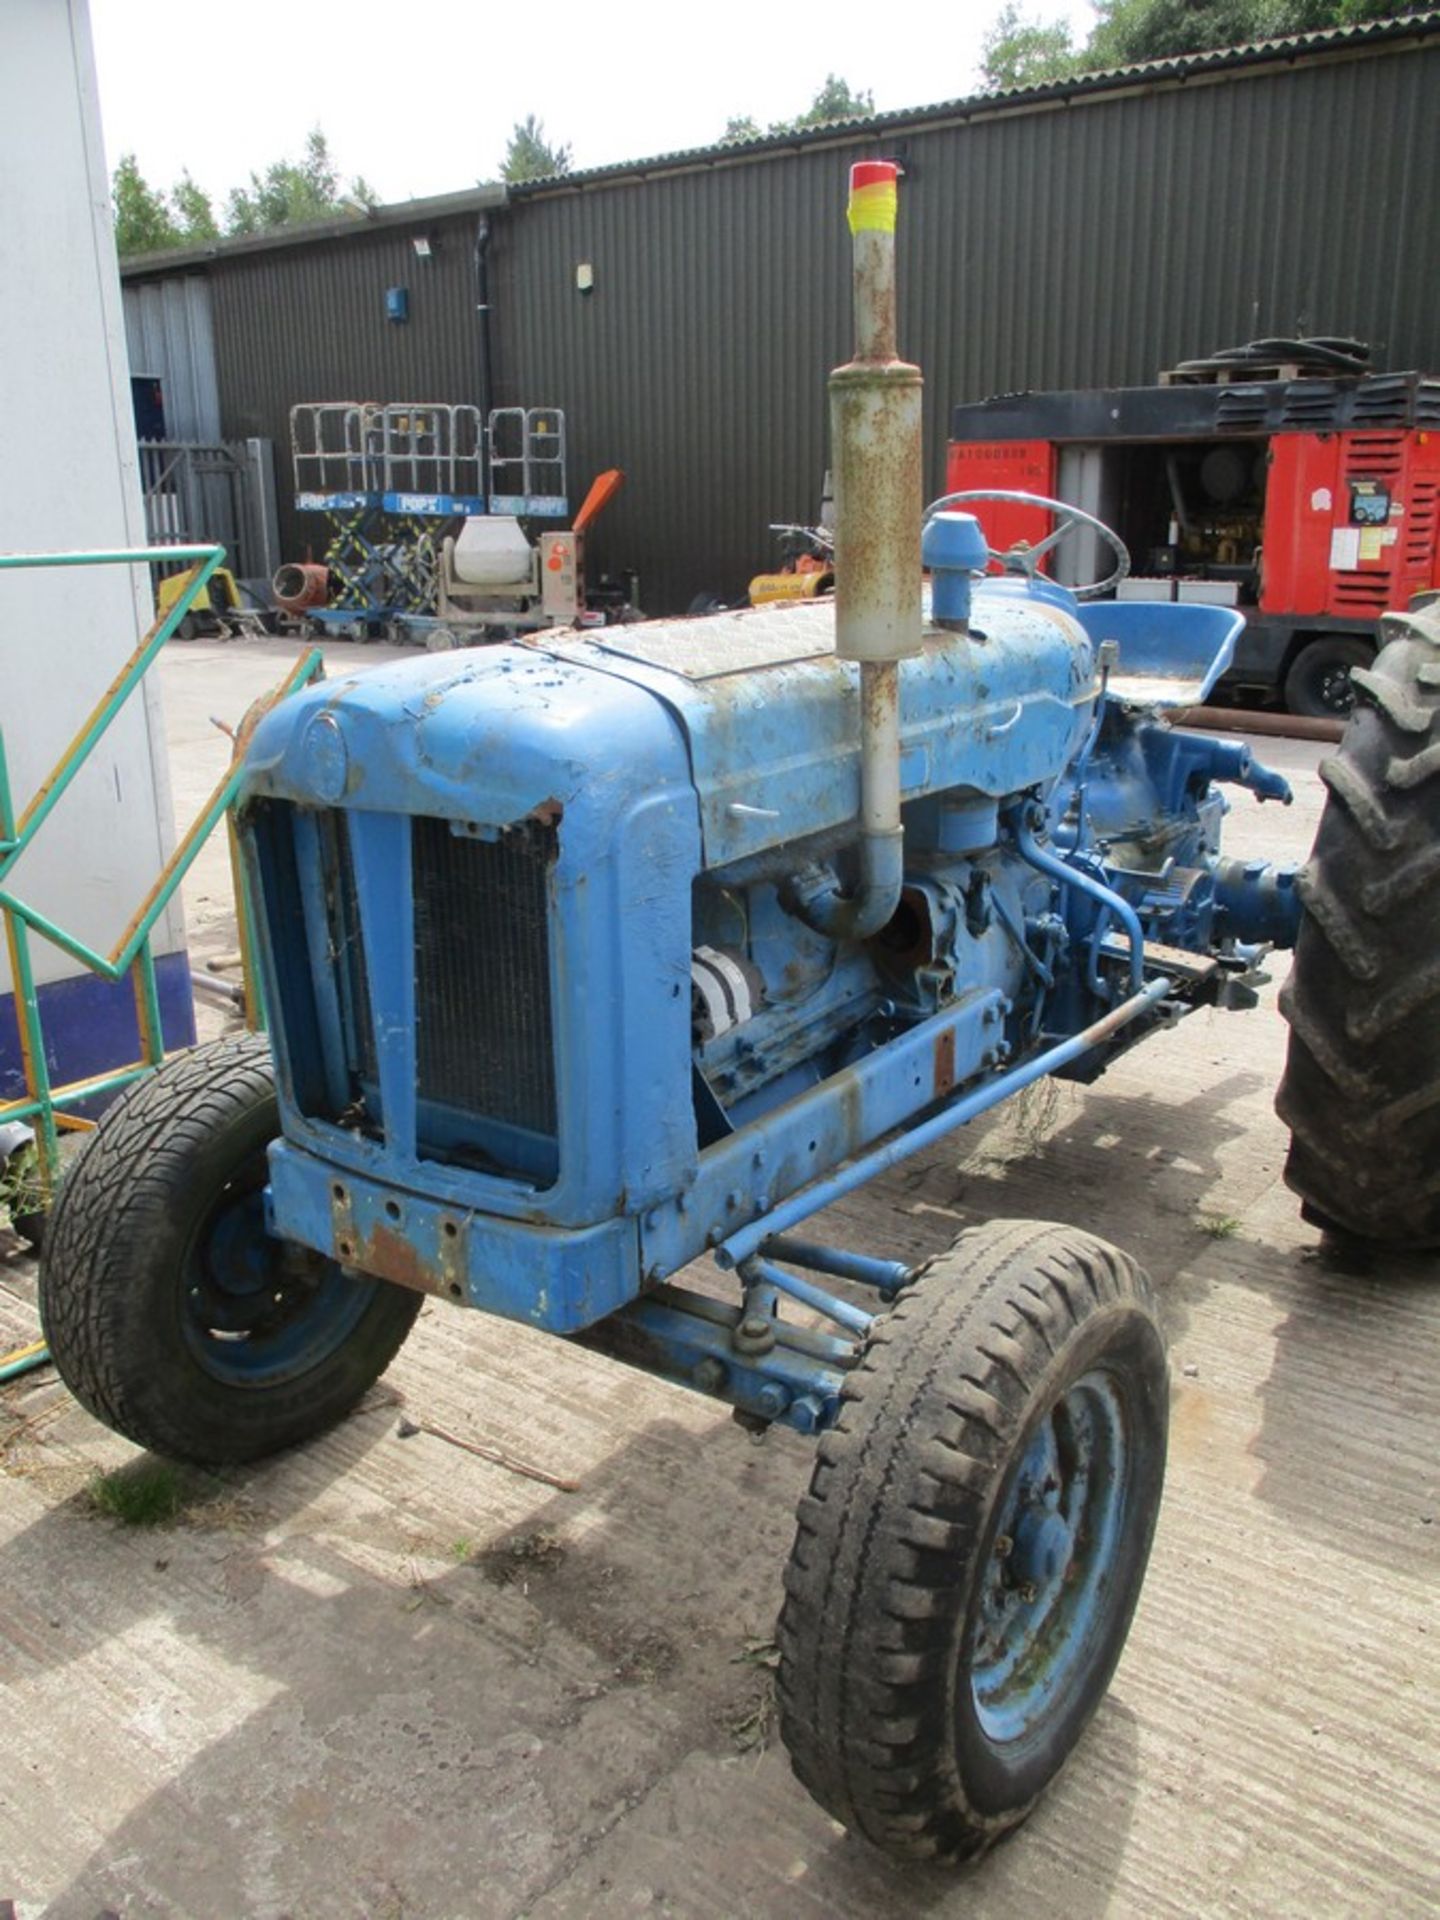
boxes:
[289,403,567,633]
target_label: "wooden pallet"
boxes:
[1159,360,1311,387]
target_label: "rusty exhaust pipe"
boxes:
[788,160,921,942]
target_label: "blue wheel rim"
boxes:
[969,1368,1130,1746]
[182,1159,374,1387]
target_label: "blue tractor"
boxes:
[40,163,1437,1864]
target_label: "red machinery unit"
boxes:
[948,368,1440,716]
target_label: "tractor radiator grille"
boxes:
[254,797,559,1183]
[412,815,558,1147]
[321,809,377,1088]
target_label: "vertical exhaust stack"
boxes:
[789,161,922,941]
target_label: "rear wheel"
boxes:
[1277,602,1440,1245]
[777,1219,1168,1864]
[40,1033,421,1463]
[1283,635,1372,721]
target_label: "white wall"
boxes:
[0,0,186,993]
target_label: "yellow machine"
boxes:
[155,563,245,637]
[746,522,834,606]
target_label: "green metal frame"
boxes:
[0,545,321,1199]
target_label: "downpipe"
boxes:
[787,162,920,944]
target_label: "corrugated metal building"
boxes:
[121,275,221,441]
[121,13,1440,613]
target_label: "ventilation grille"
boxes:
[1344,432,1404,479]
[1332,572,1392,614]
[1215,386,1270,430]
[1279,380,1341,428]
[1351,375,1413,426]
[412,816,558,1146]
[1406,479,1439,572]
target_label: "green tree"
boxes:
[1088,0,1408,62]
[111,154,181,257]
[981,0,1410,89]
[501,115,573,183]
[171,171,219,244]
[720,74,878,143]
[793,73,876,126]
[226,128,375,236]
[981,4,1080,88]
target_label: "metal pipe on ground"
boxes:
[0,1339,49,1383]
[191,971,245,1009]
[1171,706,1343,744]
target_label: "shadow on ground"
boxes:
[14,1372,1142,1919]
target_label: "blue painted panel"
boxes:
[490,494,569,518]
[381,492,488,517]
[1075,600,1244,708]
[348,811,417,1160]
[266,1137,640,1332]
[639,987,1007,1283]
[540,585,1096,868]
[243,656,702,1235]
[0,950,195,1109]
[296,491,375,511]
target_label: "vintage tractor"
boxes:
[39,163,1438,1865]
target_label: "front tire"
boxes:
[40,1034,421,1464]
[1276,602,1440,1245]
[777,1220,1168,1864]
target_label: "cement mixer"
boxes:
[436,467,626,635]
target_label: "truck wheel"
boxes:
[39,1033,421,1464]
[1276,603,1440,1246]
[1282,635,1371,720]
[777,1219,1168,1864]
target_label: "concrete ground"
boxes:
[1,638,1436,1919]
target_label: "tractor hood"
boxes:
[240,589,1097,865]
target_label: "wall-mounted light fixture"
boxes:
[576,261,595,295]
[412,234,435,260]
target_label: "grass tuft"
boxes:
[86,1458,209,1527]
[1197,1211,1242,1240]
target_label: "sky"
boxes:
[90,0,1094,210]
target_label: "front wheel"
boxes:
[40,1033,421,1464]
[777,1219,1168,1864]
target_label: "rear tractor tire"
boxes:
[39,1033,421,1464]
[777,1220,1168,1864]
[1277,601,1440,1246]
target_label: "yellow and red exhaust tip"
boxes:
[847,160,899,233]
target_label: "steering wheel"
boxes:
[924,489,1130,601]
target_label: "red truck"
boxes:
[947,357,1440,716]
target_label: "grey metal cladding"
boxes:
[123,276,221,442]
[148,32,1440,612]
[495,41,1440,612]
